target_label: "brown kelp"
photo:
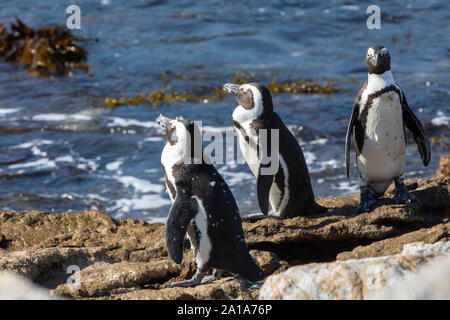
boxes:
[104,72,339,108]
[0,17,88,76]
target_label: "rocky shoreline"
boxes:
[0,175,449,299]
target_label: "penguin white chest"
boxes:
[234,121,260,176]
[161,143,179,202]
[233,119,289,215]
[358,91,406,183]
[190,197,212,269]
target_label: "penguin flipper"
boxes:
[400,90,431,166]
[166,190,198,264]
[346,82,367,178]
[345,102,359,178]
[257,163,274,215]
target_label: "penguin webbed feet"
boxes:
[200,269,222,285]
[356,198,377,214]
[393,179,420,205]
[166,270,206,288]
[356,187,377,214]
[166,269,221,288]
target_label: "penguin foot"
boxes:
[357,185,378,214]
[356,199,377,213]
[393,178,420,205]
[394,190,419,205]
[167,271,206,288]
[200,275,217,285]
[200,269,222,285]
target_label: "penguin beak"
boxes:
[156,114,172,128]
[223,83,240,95]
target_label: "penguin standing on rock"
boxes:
[345,46,431,213]
[223,82,326,219]
[157,115,264,287]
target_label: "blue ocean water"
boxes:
[0,0,448,222]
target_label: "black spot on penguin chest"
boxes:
[162,166,176,199]
[187,220,202,250]
[233,120,250,143]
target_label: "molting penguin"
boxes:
[223,83,326,218]
[157,114,264,287]
[345,46,431,213]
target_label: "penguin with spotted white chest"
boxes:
[157,115,264,287]
[345,46,431,213]
[223,82,326,219]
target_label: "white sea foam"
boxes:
[310,159,341,173]
[142,137,164,142]
[106,160,123,171]
[54,155,75,163]
[32,113,92,122]
[109,194,171,213]
[341,5,359,11]
[145,216,168,224]
[113,175,164,193]
[9,158,56,170]
[0,108,20,116]
[218,166,254,186]
[108,117,160,129]
[77,157,99,172]
[431,111,449,126]
[12,139,53,149]
[331,181,359,194]
[303,151,317,165]
[309,138,329,145]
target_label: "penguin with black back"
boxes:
[157,115,264,287]
[223,82,326,219]
[345,46,431,213]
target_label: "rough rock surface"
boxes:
[0,177,448,299]
[115,278,259,300]
[52,259,180,298]
[245,177,449,263]
[259,241,450,300]
[434,154,450,178]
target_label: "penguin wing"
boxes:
[399,89,431,166]
[255,117,278,215]
[345,102,360,178]
[346,82,366,178]
[166,189,199,264]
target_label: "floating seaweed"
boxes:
[104,71,338,108]
[0,17,88,76]
[267,76,338,94]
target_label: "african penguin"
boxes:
[157,114,264,287]
[223,83,326,219]
[345,46,431,213]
